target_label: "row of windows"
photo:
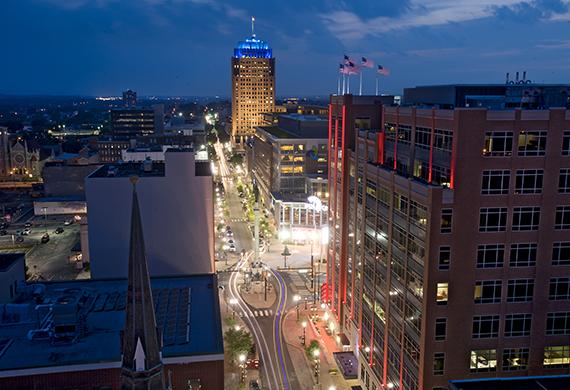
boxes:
[482,168,570,194]
[438,242,570,270]
[479,206,570,231]
[434,345,570,376]
[436,278,570,304]
[483,131,547,157]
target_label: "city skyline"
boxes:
[1,0,570,96]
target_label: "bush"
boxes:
[305,339,320,360]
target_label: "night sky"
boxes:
[1,0,570,97]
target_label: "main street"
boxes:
[214,141,302,390]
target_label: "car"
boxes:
[21,228,31,235]
[41,233,50,243]
[55,227,64,234]
[15,236,24,244]
[24,222,32,228]
[64,219,73,226]
[226,231,234,237]
[0,230,6,236]
[225,225,232,231]
[246,359,260,370]
[228,244,236,252]
[0,222,8,229]
[249,379,260,390]
[227,239,235,245]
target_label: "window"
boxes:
[472,315,500,338]
[433,352,445,375]
[502,348,529,371]
[555,206,570,229]
[441,209,452,233]
[559,168,570,193]
[474,280,502,304]
[479,208,507,232]
[509,243,537,267]
[553,242,570,266]
[438,246,450,270]
[435,318,447,341]
[563,131,570,156]
[515,169,543,194]
[470,349,497,372]
[477,244,505,268]
[512,207,540,231]
[505,313,532,337]
[436,283,448,305]
[481,170,510,195]
[544,346,570,368]
[483,131,513,156]
[507,279,534,302]
[518,131,547,156]
[549,277,570,300]
[547,312,570,335]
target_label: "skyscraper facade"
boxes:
[123,89,137,108]
[231,22,275,145]
[327,89,570,390]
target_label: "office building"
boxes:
[326,90,570,390]
[122,89,137,108]
[110,105,164,137]
[231,23,275,145]
[245,114,329,236]
[86,149,214,278]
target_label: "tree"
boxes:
[229,153,243,166]
[224,328,253,363]
[305,339,320,360]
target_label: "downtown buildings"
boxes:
[231,24,276,145]
[326,86,570,390]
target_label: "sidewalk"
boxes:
[283,306,360,390]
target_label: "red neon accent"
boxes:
[339,104,346,316]
[377,132,385,165]
[428,108,435,183]
[450,120,456,189]
[326,103,332,287]
[332,114,339,309]
[394,107,399,170]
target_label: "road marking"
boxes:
[254,310,258,317]
[269,309,273,315]
[264,310,269,316]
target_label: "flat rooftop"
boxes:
[279,114,327,122]
[0,274,223,373]
[89,162,166,178]
[450,375,570,390]
[0,253,23,272]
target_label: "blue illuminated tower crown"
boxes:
[233,17,272,59]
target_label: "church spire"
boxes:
[121,176,165,390]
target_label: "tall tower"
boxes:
[231,17,275,145]
[121,176,165,390]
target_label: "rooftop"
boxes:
[0,253,24,272]
[89,162,166,178]
[0,274,223,373]
[234,36,272,59]
[279,114,327,122]
[260,126,297,139]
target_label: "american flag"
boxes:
[377,65,390,76]
[347,61,360,75]
[361,57,374,68]
[343,54,354,65]
[339,64,349,74]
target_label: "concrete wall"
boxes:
[86,151,214,279]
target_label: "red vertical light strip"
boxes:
[369,261,376,367]
[326,103,332,289]
[428,108,435,183]
[337,104,346,316]
[377,132,385,165]
[394,107,399,170]
[332,113,339,309]
[341,104,346,307]
[449,116,457,189]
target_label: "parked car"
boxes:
[227,239,235,245]
[249,379,260,390]
[228,244,236,252]
[55,227,64,234]
[15,236,24,244]
[0,230,6,236]
[226,230,234,237]
[41,233,50,243]
[21,228,32,235]
[64,219,73,226]
[24,222,32,228]
[0,222,8,229]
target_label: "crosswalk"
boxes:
[237,309,273,318]
[228,217,248,223]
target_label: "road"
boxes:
[215,142,302,390]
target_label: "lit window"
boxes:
[544,345,570,368]
[436,283,448,305]
[474,280,502,304]
[518,131,547,156]
[502,348,529,371]
[483,131,513,156]
[470,349,497,372]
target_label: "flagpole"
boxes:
[359,72,362,96]
[347,75,350,94]
[337,75,340,95]
[342,74,345,95]
[375,76,379,96]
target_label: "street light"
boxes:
[281,245,291,269]
[293,294,301,320]
[229,298,238,318]
[313,349,320,384]
[301,321,307,346]
[238,353,247,383]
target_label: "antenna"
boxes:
[251,16,255,37]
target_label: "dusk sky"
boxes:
[1,0,570,97]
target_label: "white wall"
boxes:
[86,151,214,279]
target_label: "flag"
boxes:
[339,64,348,74]
[343,54,354,65]
[377,65,390,76]
[361,57,374,68]
[347,61,360,75]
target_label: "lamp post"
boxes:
[41,207,48,235]
[301,321,307,346]
[281,245,291,269]
[238,353,247,383]
[293,294,301,320]
[229,298,238,318]
[313,349,320,384]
